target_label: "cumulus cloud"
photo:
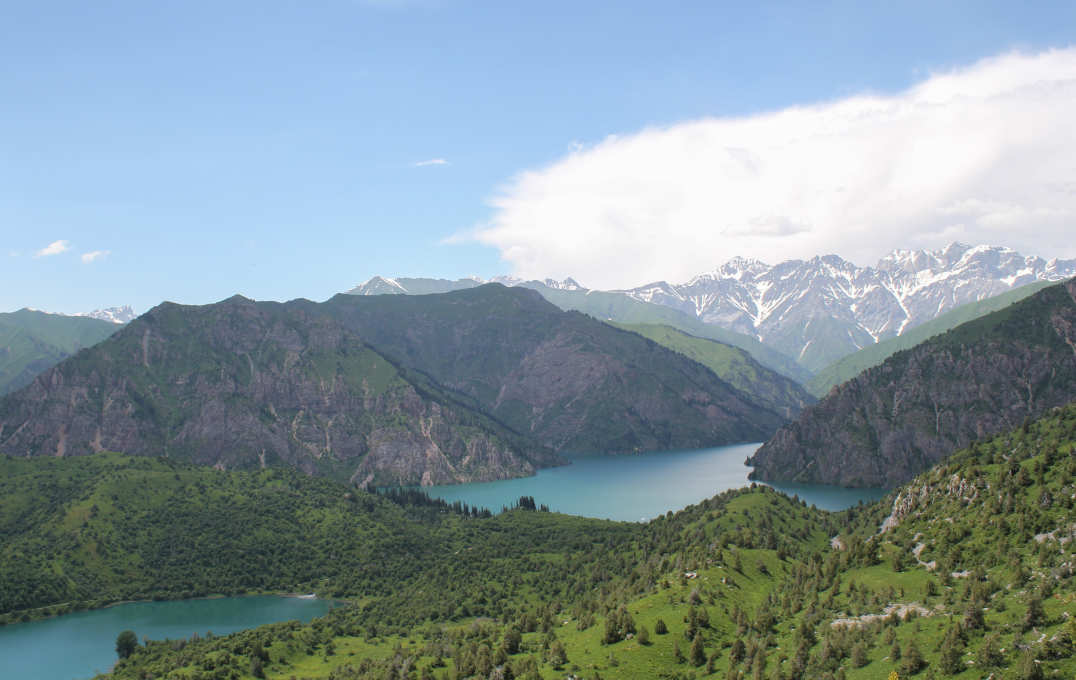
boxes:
[34,240,70,257]
[473,48,1076,288]
[81,250,110,263]
[414,158,449,167]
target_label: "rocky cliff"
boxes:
[0,286,784,485]
[0,296,552,486]
[747,279,1076,487]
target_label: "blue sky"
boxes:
[3,1,1075,313]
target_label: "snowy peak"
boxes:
[618,243,1076,372]
[74,306,136,324]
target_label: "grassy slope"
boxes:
[611,322,815,417]
[92,402,1076,680]
[807,280,1054,397]
[0,309,118,395]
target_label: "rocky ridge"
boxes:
[746,278,1076,488]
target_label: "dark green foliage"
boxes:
[654,618,668,635]
[115,630,138,659]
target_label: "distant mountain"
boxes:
[0,286,784,485]
[619,243,1076,372]
[610,323,814,419]
[75,305,136,324]
[806,279,1056,397]
[0,309,119,396]
[350,243,1076,376]
[347,277,811,384]
[747,278,1076,488]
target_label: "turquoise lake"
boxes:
[425,442,887,520]
[0,596,336,680]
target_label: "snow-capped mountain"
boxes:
[349,243,1076,375]
[620,243,1076,371]
[74,305,136,324]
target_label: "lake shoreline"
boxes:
[0,589,343,628]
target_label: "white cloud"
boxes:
[414,158,449,167]
[474,48,1076,289]
[81,250,110,263]
[34,240,70,257]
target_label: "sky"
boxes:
[3,1,1076,313]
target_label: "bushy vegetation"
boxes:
[5,401,1076,679]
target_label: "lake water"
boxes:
[0,595,336,680]
[426,442,887,520]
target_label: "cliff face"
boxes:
[747,279,1076,488]
[0,297,550,486]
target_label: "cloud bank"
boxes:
[34,240,70,257]
[474,48,1076,289]
[414,158,449,167]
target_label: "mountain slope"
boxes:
[0,296,553,486]
[747,278,1076,487]
[0,286,783,484]
[611,322,815,418]
[807,278,1056,396]
[318,284,786,454]
[88,404,1076,680]
[0,309,119,396]
[347,276,811,384]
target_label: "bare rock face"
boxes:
[0,296,548,486]
[747,279,1076,488]
[0,285,785,485]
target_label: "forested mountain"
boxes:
[2,399,1072,679]
[0,309,119,396]
[748,278,1076,488]
[0,286,783,485]
[611,323,815,418]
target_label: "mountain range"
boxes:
[352,243,1076,373]
[0,309,120,396]
[747,277,1076,487]
[0,285,786,485]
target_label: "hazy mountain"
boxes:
[0,286,784,485]
[0,309,119,396]
[747,278,1076,488]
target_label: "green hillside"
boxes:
[808,280,1055,397]
[0,309,118,395]
[83,402,1076,680]
[611,322,815,418]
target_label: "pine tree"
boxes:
[690,633,706,666]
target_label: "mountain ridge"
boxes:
[747,277,1076,487]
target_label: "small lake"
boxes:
[426,443,887,520]
[0,595,336,680]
